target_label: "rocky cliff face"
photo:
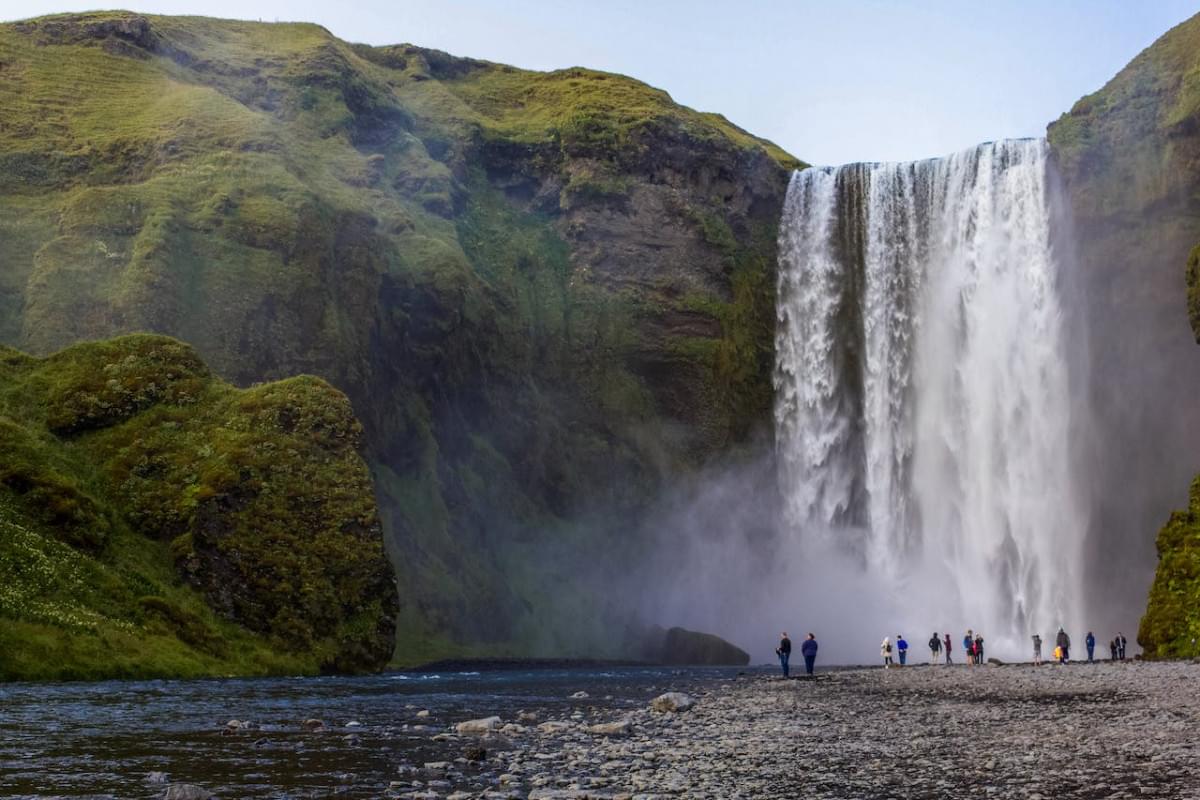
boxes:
[0,334,397,679]
[1047,12,1200,655]
[0,12,799,662]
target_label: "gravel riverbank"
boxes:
[387,661,1200,800]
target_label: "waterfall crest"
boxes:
[775,139,1084,651]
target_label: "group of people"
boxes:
[775,628,1132,677]
[1034,629,1129,664]
[775,632,818,677]
[880,636,908,667]
[921,630,986,665]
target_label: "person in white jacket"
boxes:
[881,637,894,668]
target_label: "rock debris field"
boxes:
[143,662,1200,800]
[364,662,1200,800]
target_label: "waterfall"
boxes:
[775,139,1084,654]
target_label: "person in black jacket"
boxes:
[776,632,792,677]
[929,632,942,666]
[801,633,818,676]
[1056,628,1071,663]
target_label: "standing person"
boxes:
[1109,639,1118,661]
[929,632,942,665]
[975,633,985,665]
[1086,631,1096,663]
[1056,628,1071,663]
[801,633,818,676]
[963,631,974,667]
[777,632,792,678]
[1117,632,1127,660]
[1032,633,1043,665]
[882,637,894,668]
[896,634,909,666]
[944,633,953,665]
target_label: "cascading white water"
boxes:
[775,139,1085,655]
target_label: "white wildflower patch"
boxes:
[0,504,133,632]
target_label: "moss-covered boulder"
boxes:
[0,12,800,662]
[0,334,397,680]
[1188,244,1200,342]
[1139,478,1200,657]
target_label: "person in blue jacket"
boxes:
[1086,631,1096,662]
[896,634,908,666]
[801,633,818,676]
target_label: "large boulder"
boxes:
[641,626,751,666]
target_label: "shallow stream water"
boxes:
[0,665,749,798]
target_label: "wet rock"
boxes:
[464,745,488,762]
[479,733,516,751]
[146,771,169,784]
[570,691,590,699]
[162,785,216,800]
[457,716,502,734]
[649,692,696,713]
[301,718,325,732]
[586,720,631,737]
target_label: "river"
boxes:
[0,665,750,798]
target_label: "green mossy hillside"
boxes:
[0,334,397,680]
[0,11,801,663]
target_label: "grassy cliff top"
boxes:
[1047,10,1200,218]
[0,11,801,176]
[1051,11,1200,149]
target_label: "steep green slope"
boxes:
[1140,477,1200,657]
[0,12,800,662]
[1047,11,1200,646]
[0,334,397,680]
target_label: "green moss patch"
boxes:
[1139,476,1200,658]
[0,334,396,680]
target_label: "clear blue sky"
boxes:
[5,1,1199,164]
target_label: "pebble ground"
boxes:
[389,661,1200,800]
